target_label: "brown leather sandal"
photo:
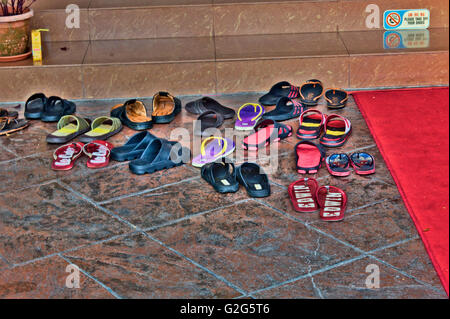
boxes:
[152,91,182,124]
[110,99,153,131]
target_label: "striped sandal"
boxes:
[243,119,292,151]
[296,109,326,140]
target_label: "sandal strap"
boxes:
[91,116,121,131]
[57,115,90,131]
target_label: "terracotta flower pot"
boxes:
[0,9,33,58]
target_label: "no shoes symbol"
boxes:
[386,12,401,27]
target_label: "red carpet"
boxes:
[353,87,449,296]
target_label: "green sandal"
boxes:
[46,115,91,144]
[79,116,122,143]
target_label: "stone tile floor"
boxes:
[0,93,447,299]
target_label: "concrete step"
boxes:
[30,0,449,41]
[0,29,448,102]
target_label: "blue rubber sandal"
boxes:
[129,138,190,175]
[110,131,157,162]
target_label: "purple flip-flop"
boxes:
[192,137,236,168]
[235,103,265,131]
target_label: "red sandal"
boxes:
[82,140,114,169]
[51,142,84,171]
[317,186,347,222]
[243,119,292,151]
[288,178,319,213]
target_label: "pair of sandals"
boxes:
[289,178,347,222]
[297,110,352,148]
[46,115,122,144]
[111,92,181,130]
[192,136,236,168]
[51,141,114,171]
[24,93,76,122]
[202,161,271,198]
[111,131,190,175]
[259,80,348,109]
[185,97,236,136]
[259,80,322,107]
[0,108,29,136]
[326,152,375,177]
[297,80,348,109]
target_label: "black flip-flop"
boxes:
[185,97,235,120]
[194,110,224,136]
[236,162,271,198]
[299,79,324,106]
[325,89,348,109]
[201,160,239,194]
[259,81,300,106]
[262,97,304,122]
[24,93,47,119]
[0,118,30,136]
[129,139,190,175]
[41,96,76,122]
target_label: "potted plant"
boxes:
[0,0,35,62]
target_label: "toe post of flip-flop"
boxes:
[236,162,271,198]
[296,109,326,140]
[192,136,235,168]
[259,81,300,106]
[319,114,352,148]
[326,153,352,177]
[243,119,292,151]
[235,103,264,131]
[201,159,239,194]
[325,89,348,109]
[51,142,84,171]
[295,140,326,174]
[350,152,375,175]
[83,141,114,169]
[288,178,319,213]
[317,185,347,222]
[46,115,91,144]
